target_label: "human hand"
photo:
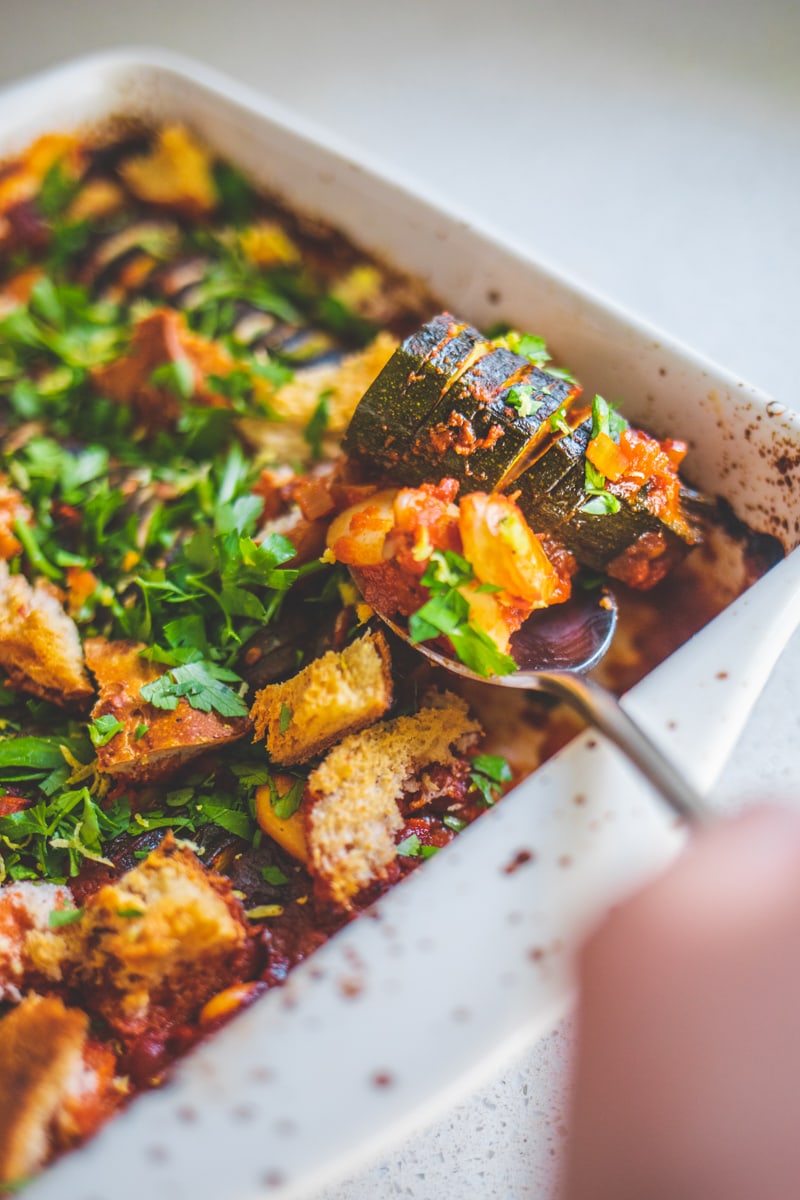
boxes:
[563,804,800,1200]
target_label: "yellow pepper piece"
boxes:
[254,775,308,863]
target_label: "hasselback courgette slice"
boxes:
[511,417,699,576]
[511,420,593,527]
[405,351,579,489]
[343,313,494,472]
[344,313,579,487]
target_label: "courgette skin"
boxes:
[410,352,577,489]
[511,418,696,577]
[343,313,490,469]
[344,312,578,487]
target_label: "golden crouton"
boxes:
[84,638,251,784]
[269,331,397,432]
[0,994,118,1187]
[0,562,93,706]
[305,692,481,908]
[120,125,217,216]
[0,881,73,1002]
[251,630,393,766]
[60,837,249,1037]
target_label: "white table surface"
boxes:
[1,2,799,1196]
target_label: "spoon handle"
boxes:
[536,672,712,825]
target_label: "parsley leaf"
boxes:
[48,906,85,928]
[470,754,513,806]
[269,776,304,820]
[304,391,331,461]
[89,714,125,748]
[261,865,290,886]
[408,551,517,679]
[581,395,626,515]
[396,833,439,859]
[139,660,249,718]
[506,384,543,419]
[150,358,195,400]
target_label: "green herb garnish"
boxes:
[470,754,513,807]
[407,550,517,679]
[88,714,125,748]
[48,906,85,928]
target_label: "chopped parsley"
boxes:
[261,865,290,886]
[278,703,293,734]
[140,660,249,719]
[150,357,195,400]
[581,395,627,516]
[470,754,513,807]
[506,384,543,419]
[304,390,331,461]
[549,405,572,437]
[48,906,85,928]
[88,714,125,748]
[269,776,304,821]
[490,328,578,385]
[408,550,517,679]
[396,833,439,859]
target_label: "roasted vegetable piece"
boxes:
[344,312,580,489]
[0,995,120,1189]
[345,315,702,591]
[510,415,702,586]
[409,349,580,489]
[344,313,493,469]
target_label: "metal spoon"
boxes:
[354,574,710,826]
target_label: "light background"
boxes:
[0,3,798,1196]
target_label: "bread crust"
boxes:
[85,638,251,783]
[251,630,393,766]
[305,691,481,908]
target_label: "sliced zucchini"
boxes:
[343,313,493,471]
[412,355,579,489]
[345,314,578,487]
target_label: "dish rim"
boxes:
[2,46,800,1200]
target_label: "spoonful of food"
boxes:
[350,569,711,826]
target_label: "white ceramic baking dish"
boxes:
[4,47,800,1200]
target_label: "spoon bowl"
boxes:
[352,570,711,825]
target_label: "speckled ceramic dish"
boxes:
[7,48,800,1200]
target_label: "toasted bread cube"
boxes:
[251,631,393,766]
[267,332,397,432]
[120,125,217,216]
[0,995,119,1187]
[0,882,73,1002]
[85,638,250,784]
[305,692,481,908]
[0,562,93,706]
[63,838,249,1037]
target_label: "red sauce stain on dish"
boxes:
[502,849,535,875]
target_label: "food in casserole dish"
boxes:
[0,122,778,1190]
